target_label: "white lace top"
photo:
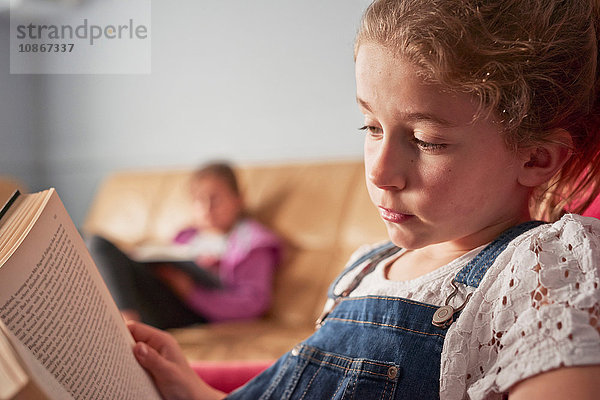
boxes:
[323,214,600,399]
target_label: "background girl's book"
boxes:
[128,243,222,288]
[0,189,162,400]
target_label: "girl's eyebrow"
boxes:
[356,97,457,128]
[356,97,374,112]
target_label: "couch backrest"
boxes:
[83,161,389,328]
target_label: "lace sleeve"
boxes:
[468,215,600,398]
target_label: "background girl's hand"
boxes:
[195,254,220,272]
[155,264,196,300]
[128,321,226,400]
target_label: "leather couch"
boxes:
[83,160,388,362]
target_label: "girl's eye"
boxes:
[411,137,447,152]
[359,126,447,152]
[359,125,383,136]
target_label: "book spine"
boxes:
[0,191,21,222]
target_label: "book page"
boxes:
[130,242,198,262]
[0,194,45,265]
[130,232,227,262]
[0,190,162,400]
[0,321,29,400]
[0,321,65,400]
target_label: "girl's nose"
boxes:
[207,198,218,212]
[367,138,407,191]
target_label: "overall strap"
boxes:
[454,221,545,288]
[326,242,399,300]
[432,220,546,328]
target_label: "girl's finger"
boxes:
[127,320,177,351]
[133,342,180,383]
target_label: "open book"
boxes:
[0,189,162,400]
[124,236,224,288]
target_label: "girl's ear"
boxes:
[517,129,573,188]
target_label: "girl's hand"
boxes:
[128,321,226,400]
[155,264,196,300]
[195,255,220,272]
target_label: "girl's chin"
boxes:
[385,224,433,250]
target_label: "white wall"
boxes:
[0,15,41,190]
[3,0,372,225]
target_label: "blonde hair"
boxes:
[356,0,600,221]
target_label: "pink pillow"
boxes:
[191,360,274,393]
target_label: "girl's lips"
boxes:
[378,206,414,223]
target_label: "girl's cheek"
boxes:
[363,144,381,177]
[419,158,455,185]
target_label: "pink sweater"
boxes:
[173,219,281,322]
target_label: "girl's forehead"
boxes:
[355,43,430,98]
[355,43,485,127]
[191,175,239,198]
[191,176,228,190]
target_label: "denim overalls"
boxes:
[227,222,543,399]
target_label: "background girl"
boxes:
[89,162,281,329]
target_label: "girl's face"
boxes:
[190,175,242,234]
[356,43,531,251]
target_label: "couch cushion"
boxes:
[171,319,314,361]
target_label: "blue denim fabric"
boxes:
[228,222,543,399]
[229,295,445,399]
[454,221,544,287]
[327,242,400,299]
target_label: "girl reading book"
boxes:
[128,0,600,398]
[89,162,281,329]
